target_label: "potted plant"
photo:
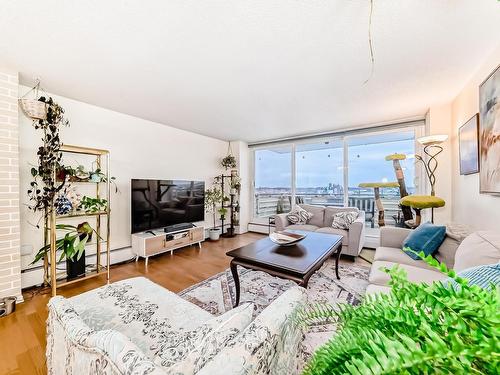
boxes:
[78,196,108,213]
[218,207,228,220]
[296,252,499,374]
[221,142,237,170]
[31,222,98,280]
[26,96,70,228]
[230,175,241,195]
[204,187,223,240]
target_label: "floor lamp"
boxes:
[414,134,448,222]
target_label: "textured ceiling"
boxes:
[1,0,499,142]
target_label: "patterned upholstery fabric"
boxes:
[197,287,308,375]
[286,206,313,225]
[445,263,500,290]
[331,211,358,229]
[47,296,166,375]
[47,277,306,375]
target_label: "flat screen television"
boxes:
[131,179,205,233]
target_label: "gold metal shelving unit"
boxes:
[44,145,111,297]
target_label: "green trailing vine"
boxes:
[296,251,499,374]
[27,96,70,226]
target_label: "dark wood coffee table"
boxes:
[226,231,343,306]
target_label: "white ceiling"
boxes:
[1,1,499,143]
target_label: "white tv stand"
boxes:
[131,226,204,266]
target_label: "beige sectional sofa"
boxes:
[367,227,500,294]
[274,204,365,257]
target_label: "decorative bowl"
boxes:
[269,231,306,246]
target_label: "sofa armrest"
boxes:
[273,213,290,231]
[380,227,412,248]
[347,211,365,256]
[197,287,307,375]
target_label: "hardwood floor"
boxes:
[0,233,370,375]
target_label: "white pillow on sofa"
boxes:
[286,206,313,225]
[331,211,358,229]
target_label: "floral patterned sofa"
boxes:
[47,277,307,375]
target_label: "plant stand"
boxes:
[44,145,111,297]
[215,173,239,237]
[359,182,400,227]
[399,195,445,228]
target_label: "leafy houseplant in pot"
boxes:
[296,252,499,374]
[205,187,223,240]
[31,222,98,280]
[218,207,228,220]
[78,196,108,213]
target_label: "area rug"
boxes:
[178,259,370,369]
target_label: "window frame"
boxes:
[250,123,425,225]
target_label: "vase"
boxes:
[66,250,86,280]
[55,195,73,215]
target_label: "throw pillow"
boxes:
[164,302,254,375]
[331,211,358,229]
[402,222,446,260]
[443,263,500,291]
[453,231,500,272]
[286,206,313,225]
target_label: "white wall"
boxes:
[19,87,228,287]
[450,45,500,230]
[425,103,453,224]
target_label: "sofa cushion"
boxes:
[47,296,166,375]
[373,246,435,271]
[298,204,325,227]
[315,227,348,245]
[331,211,358,229]
[324,206,359,227]
[402,222,446,260]
[166,303,254,374]
[71,277,254,373]
[197,287,307,375]
[369,261,446,286]
[70,277,213,350]
[434,233,461,269]
[287,206,313,225]
[454,231,500,272]
[286,224,319,232]
[365,284,391,296]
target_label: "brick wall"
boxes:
[0,69,22,302]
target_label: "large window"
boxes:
[254,146,292,218]
[347,130,416,232]
[251,124,423,236]
[296,140,344,207]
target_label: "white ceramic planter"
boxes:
[209,228,221,241]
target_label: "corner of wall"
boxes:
[0,69,22,302]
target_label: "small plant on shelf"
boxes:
[58,164,119,192]
[230,175,241,194]
[218,207,228,220]
[295,252,499,374]
[78,196,108,213]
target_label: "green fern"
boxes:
[297,251,500,374]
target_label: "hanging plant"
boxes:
[25,94,70,226]
[221,142,237,170]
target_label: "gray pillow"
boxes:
[331,211,358,229]
[287,206,313,225]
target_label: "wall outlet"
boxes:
[20,244,33,256]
